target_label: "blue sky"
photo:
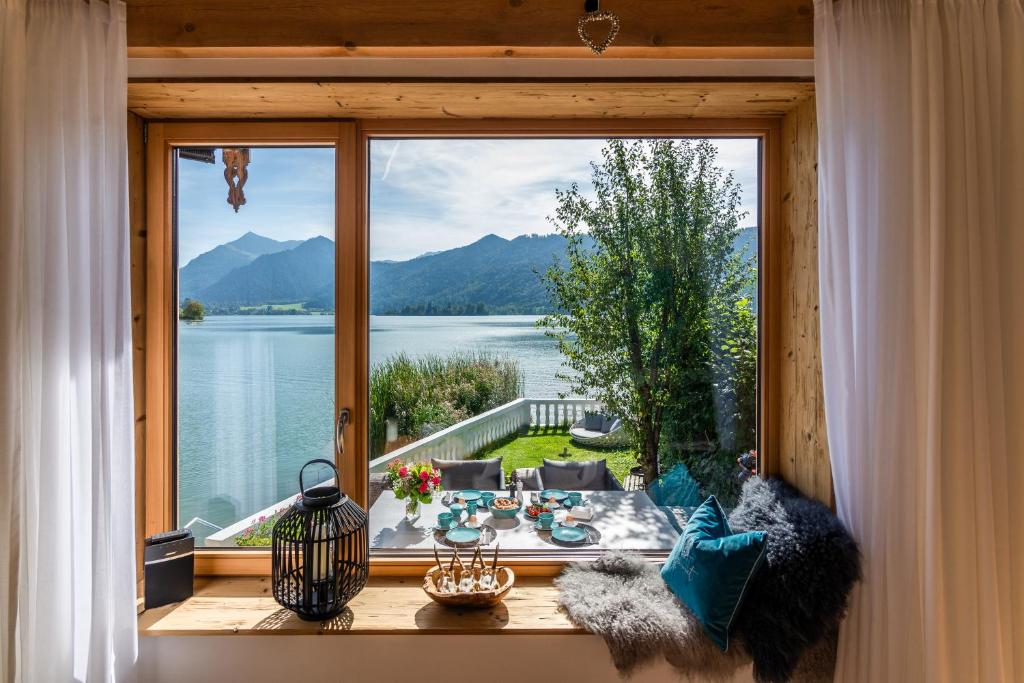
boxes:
[177,139,759,265]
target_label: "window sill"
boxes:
[138,576,584,636]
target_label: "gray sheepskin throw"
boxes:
[555,478,860,682]
[728,478,861,683]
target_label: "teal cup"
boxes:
[450,503,465,521]
[567,492,583,508]
[480,492,496,508]
[437,511,453,529]
[538,511,555,529]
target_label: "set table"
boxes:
[368,490,680,553]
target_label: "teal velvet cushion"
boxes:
[660,495,767,651]
[647,463,703,508]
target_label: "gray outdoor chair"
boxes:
[569,412,630,448]
[431,456,504,490]
[514,458,624,492]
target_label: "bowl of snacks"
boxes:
[488,496,522,519]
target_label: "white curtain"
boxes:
[0,1,137,681]
[815,1,1024,681]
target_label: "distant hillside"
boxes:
[195,235,334,307]
[370,233,579,315]
[179,228,755,314]
[178,231,300,302]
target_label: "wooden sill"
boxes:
[138,576,584,636]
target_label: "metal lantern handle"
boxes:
[298,458,341,495]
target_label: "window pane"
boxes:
[175,146,336,547]
[366,138,760,555]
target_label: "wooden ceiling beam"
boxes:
[127,80,815,120]
[127,0,814,59]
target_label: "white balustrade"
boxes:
[368,397,601,472]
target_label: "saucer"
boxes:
[433,521,457,532]
[533,520,559,532]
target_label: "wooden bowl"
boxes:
[422,566,515,608]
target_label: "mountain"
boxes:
[370,233,575,315]
[195,235,334,307]
[179,231,301,302]
[181,228,755,314]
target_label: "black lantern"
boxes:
[272,458,368,621]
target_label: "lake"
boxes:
[177,314,575,541]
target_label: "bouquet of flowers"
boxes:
[386,458,443,503]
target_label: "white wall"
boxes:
[139,635,756,683]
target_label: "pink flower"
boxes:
[398,466,408,478]
[419,482,429,494]
[420,470,430,482]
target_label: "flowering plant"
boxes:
[386,458,442,503]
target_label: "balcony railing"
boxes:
[368,397,601,472]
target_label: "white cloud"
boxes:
[369,138,759,261]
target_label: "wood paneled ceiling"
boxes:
[127,80,815,119]
[126,0,814,59]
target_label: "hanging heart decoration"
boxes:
[577,9,620,55]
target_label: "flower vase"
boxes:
[405,498,421,523]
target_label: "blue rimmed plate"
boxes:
[433,521,457,532]
[539,489,569,502]
[455,490,483,502]
[445,526,482,545]
[533,520,559,532]
[551,525,588,543]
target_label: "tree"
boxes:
[180,298,205,321]
[541,139,752,484]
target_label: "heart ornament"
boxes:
[577,10,620,55]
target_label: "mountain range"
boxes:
[180,228,754,315]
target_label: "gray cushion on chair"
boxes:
[431,457,503,490]
[584,412,603,431]
[542,458,608,490]
[601,416,621,434]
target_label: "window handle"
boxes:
[335,408,351,458]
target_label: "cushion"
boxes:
[541,458,608,490]
[583,412,603,431]
[647,463,704,508]
[600,416,621,434]
[661,495,766,651]
[514,467,544,491]
[430,457,503,491]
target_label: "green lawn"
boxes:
[472,426,639,485]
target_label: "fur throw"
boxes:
[555,551,749,680]
[728,478,861,683]
[555,478,860,682]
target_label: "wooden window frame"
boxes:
[144,118,781,577]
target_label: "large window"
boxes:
[144,121,776,573]
[365,134,762,557]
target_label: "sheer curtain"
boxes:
[0,1,137,681]
[815,1,1024,681]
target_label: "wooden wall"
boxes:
[778,95,833,507]
[126,0,813,57]
[129,112,147,589]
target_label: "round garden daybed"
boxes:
[569,413,630,448]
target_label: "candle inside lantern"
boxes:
[311,526,333,582]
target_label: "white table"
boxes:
[368,490,680,553]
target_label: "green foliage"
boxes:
[179,298,205,321]
[234,509,284,547]
[369,352,524,459]
[472,426,639,486]
[541,138,758,490]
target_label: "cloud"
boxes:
[177,140,760,265]
[369,138,759,261]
